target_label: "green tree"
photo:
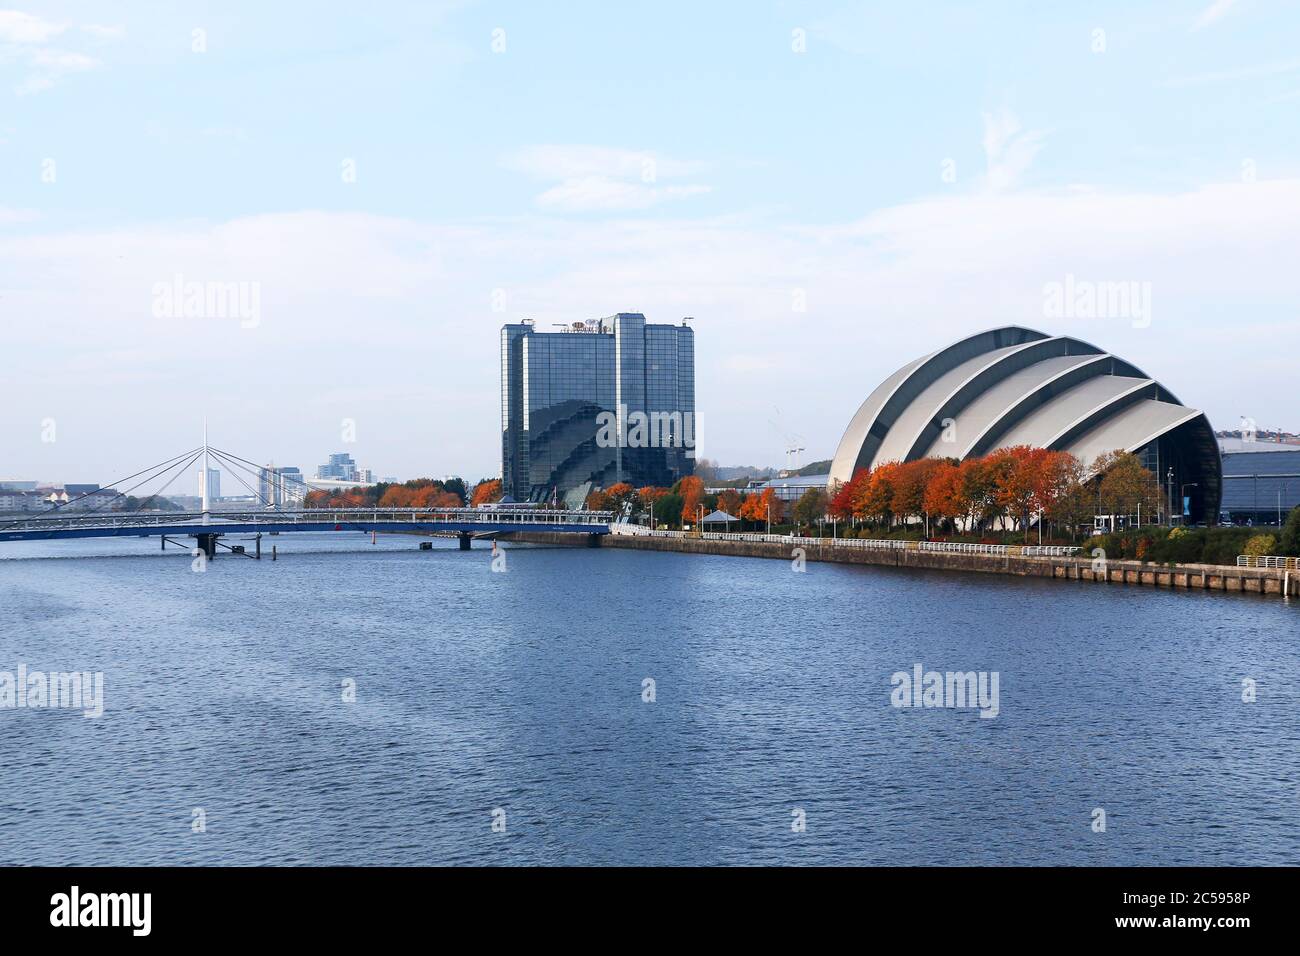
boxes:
[1280,505,1300,556]
[1244,534,1277,558]
[793,487,828,532]
[655,493,684,528]
[442,477,468,504]
[1096,451,1161,521]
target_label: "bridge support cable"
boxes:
[206,448,277,511]
[0,447,203,534]
[208,446,320,506]
[130,449,205,515]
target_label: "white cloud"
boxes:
[0,205,39,223]
[503,145,712,212]
[0,10,64,43]
[0,9,122,95]
[1163,58,1300,88]
[2,176,1297,477]
[504,145,705,181]
[981,108,1046,193]
[1192,0,1241,31]
[535,178,710,212]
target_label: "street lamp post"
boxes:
[1181,482,1197,526]
[1166,467,1175,527]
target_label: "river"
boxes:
[1,532,1296,865]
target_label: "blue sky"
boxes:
[2,1,1298,485]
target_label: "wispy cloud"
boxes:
[503,145,712,212]
[1163,58,1300,87]
[0,205,40,223]
[981,108,1046,193]
[6,176,1297,472]
[0,9,123,95]
[0,10,63,43]
[1192,0,1241,31]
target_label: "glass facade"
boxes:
[501,314,695,504]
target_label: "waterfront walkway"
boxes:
[587,524,1298,598]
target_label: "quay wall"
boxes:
[501,531,1299,598]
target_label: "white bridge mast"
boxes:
[201,419,210,525]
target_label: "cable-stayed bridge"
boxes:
[0,439,612,556]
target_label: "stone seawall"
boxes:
[501,531,1299,598]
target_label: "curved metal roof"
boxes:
[828,325,1221,519]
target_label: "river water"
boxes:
[1,532,1297,865]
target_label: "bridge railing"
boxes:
[0,507,615,533]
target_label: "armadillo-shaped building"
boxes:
[827,326,1221,522]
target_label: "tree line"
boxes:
[304,477,472,509]
[579,447,1167,541]
[585,476,792,530]
[828,447,1161,542]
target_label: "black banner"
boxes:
[0,866,1288,941]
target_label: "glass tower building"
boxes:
[501,313,695,506]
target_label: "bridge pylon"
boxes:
[195,533,219,560]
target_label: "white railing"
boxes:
[1237,554,1299,569]
[1,508,615,534]
[608,522,1079,557]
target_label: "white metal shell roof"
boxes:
[829,325,1208,478]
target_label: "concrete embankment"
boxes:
[502,531,1299,598]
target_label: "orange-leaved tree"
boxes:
[922,459,963,532]
[677,475,705,525]
[716,488,743,517]
[470,478,502,507]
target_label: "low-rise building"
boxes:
[0,491,42,512]
[1220,442,1300,525]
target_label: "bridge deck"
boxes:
[0,508,613,543]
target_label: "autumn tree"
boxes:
[677,475,705,525]
[470,478,502,507]
[605,482,638,517]
[379,485,414,508]
[1096,451,1160,522]
[829,470,871,523]
[892,458,942,528]
[1044,452,1093,540]
[759,489,780,528]
[957,457,997,534]
[716,488,743,517]
[922,459,963,533]
[858,462,901,528]
[986,446,1051,540]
